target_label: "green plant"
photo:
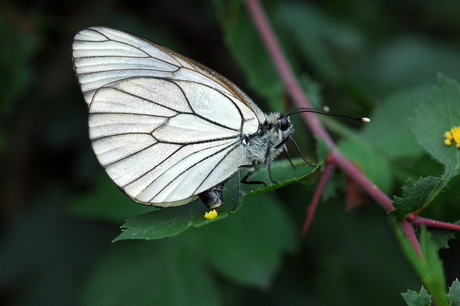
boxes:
[3,0,460,305]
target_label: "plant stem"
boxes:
[301,162,336,238]
[413,216,460,231]
[400,220,423,259]
[243,0,422,257]
[243,0,334,147]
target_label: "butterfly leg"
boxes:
[266,159,278,185]
[231,163,267,212]
[283,144,296,169]
[287,136,317,167]
[265,142,279,185]
[240,171,267,186]
[276,135,317,167]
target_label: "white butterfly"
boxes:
[72,27,352,216]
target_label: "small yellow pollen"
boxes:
[204,209,218,220]
[444,127,460,148]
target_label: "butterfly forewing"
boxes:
[73,27,264,207]
[72,27,266,122]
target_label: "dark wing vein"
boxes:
[192,140,242,195]
[141,138,241,202]
[90,131,153,142]
[120,138,235,190]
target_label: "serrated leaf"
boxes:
[391,177,443,222]
[412,74,460,177]
[401,287,432,306]
[114,159,318,241]
[395,226,448,306]
[429,229,455,249]
[448,279,460,306]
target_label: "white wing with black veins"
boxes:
[72,27,262,207]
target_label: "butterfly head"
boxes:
[259,113,295,147]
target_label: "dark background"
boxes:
[2,0,460,305]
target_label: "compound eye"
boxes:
[279,117,290,131]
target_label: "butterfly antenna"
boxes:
[286,107,370,123]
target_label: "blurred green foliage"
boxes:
[2,0,460,305]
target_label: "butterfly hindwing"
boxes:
[87,76,258,206]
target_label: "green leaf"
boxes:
[429,229,456,249]
[194,192,297,289]
[298,74,324,108]
[114,200,216,241]
[83,193,297,303]
[390,75,460,217]
[81,240,220,306]
[351,37,460,96]
[279,2,364,82]
[412,74,460,177]
[391,177,443,222]
[71,174,156,224]
[397,226,448,306]
[448,279,460,306]
[243,158,321,197]
[361,85,429,160]
[315,137,330,169]
[419,228,448,306]
[339,137,393,194]
[394,223,427,286]
[216,1,285,112]
[401,287,432,306]
[114,159,318,241]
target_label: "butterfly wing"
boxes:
[72,26,266,121]
[72,27,261,206]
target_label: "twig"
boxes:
[400,220,423,258]
[242,0,423,256]
[413,216,460,231]
[300,161,336,239]
[328,148,394,211]
[243,0,333,147]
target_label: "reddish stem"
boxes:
[400,220,423,259]
[412,216,460,231]
[246,1,332,144]
[243,0,394,211]
[300,162,336,238]
[329,149,395,211]
[243,0,422,256]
